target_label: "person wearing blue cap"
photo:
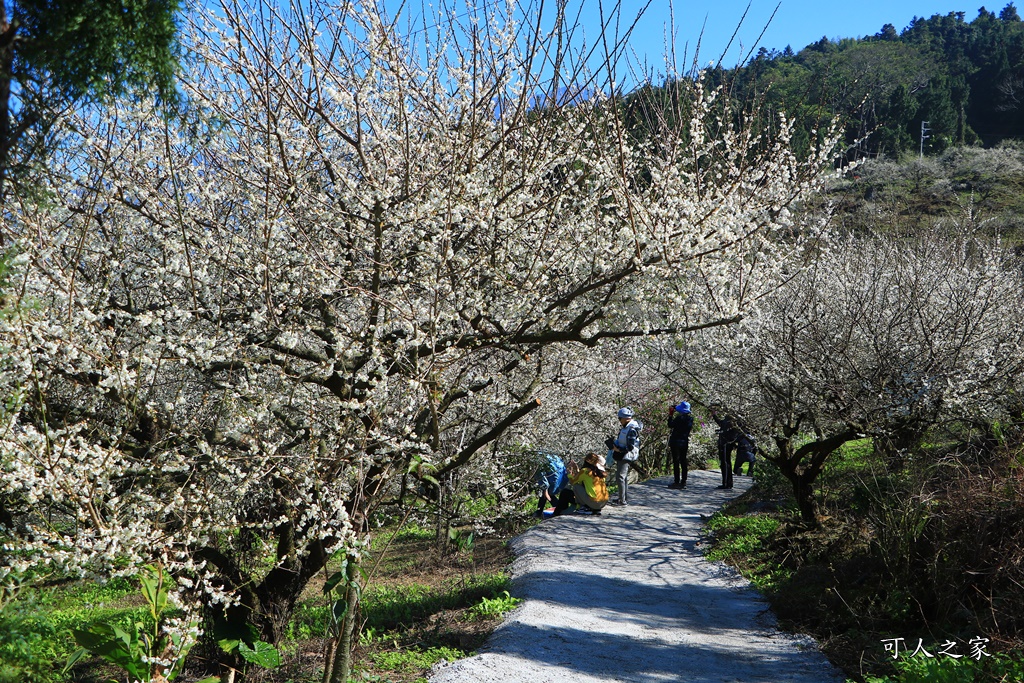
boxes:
[667,401,694,488]
[608,407,643,505]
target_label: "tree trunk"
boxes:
[793,476,818,528]
[328,554,361,683]
[320,637,337,683]
[876,425,923,472]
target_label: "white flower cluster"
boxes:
[0,0,842,638]
[680,224,1024,447]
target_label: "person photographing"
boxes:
[667,401,694,489]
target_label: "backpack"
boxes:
[624,420,643,462]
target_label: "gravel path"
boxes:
[429,469,843,683]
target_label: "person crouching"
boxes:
[554,452,610,515]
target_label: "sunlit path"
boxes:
[429,470,842,683]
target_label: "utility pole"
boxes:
[920,120,931,159]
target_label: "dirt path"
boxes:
[429,469,843,683]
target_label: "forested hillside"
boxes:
[719,3,1024,158]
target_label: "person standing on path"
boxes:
[711,406,738,489]
[667,401,694,489]
[610,407,642,505]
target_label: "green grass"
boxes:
[467,591,520,620]
[371,523,435,551]
[858,652,1024,683]
[837,438,873,465]
[0,578,147,683]
[369,646,466,673]
[705,512,790,593]
[289,573,512,641]
[458,494,500,519]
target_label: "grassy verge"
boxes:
[1,518,520,683]
[703,439,1024,683]
[253,519,522,682]
[0,578,146,683]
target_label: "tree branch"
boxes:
[434,398,542,479]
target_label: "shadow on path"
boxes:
[429,469,842,683]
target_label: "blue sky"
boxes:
[581,0,998,69]
[381,0,1004,89]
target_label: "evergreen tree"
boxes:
[878,85,919,155]
[0,0,182,202]
[876,23,899,41]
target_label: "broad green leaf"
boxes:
[331,598,348,624]
[323,570,346,594]
[62,647,89,674]
[210,614,259,649]
[138,564,170,618]
[217,637,242,653]
[72,624,147,681]
[238,640,281,669]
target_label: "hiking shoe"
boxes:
[668,482,682,489]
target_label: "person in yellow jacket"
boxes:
[553,452,609,515]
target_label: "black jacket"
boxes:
[712,413,740,444]
[668,411,693,444]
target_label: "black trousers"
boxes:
[554,488,577,514]
[718,441,735,488]
[734,453,755,476]
[670,440,690,486]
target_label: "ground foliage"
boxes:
[706,431,1024,683]
[825,144,1024,241]
[1,516,518,683]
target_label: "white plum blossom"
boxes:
[0,0,842,650]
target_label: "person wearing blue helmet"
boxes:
[608,407,643,505]
[667,401,694,488]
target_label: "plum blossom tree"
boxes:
[677,224,1024,526]
[0,0,842,674]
